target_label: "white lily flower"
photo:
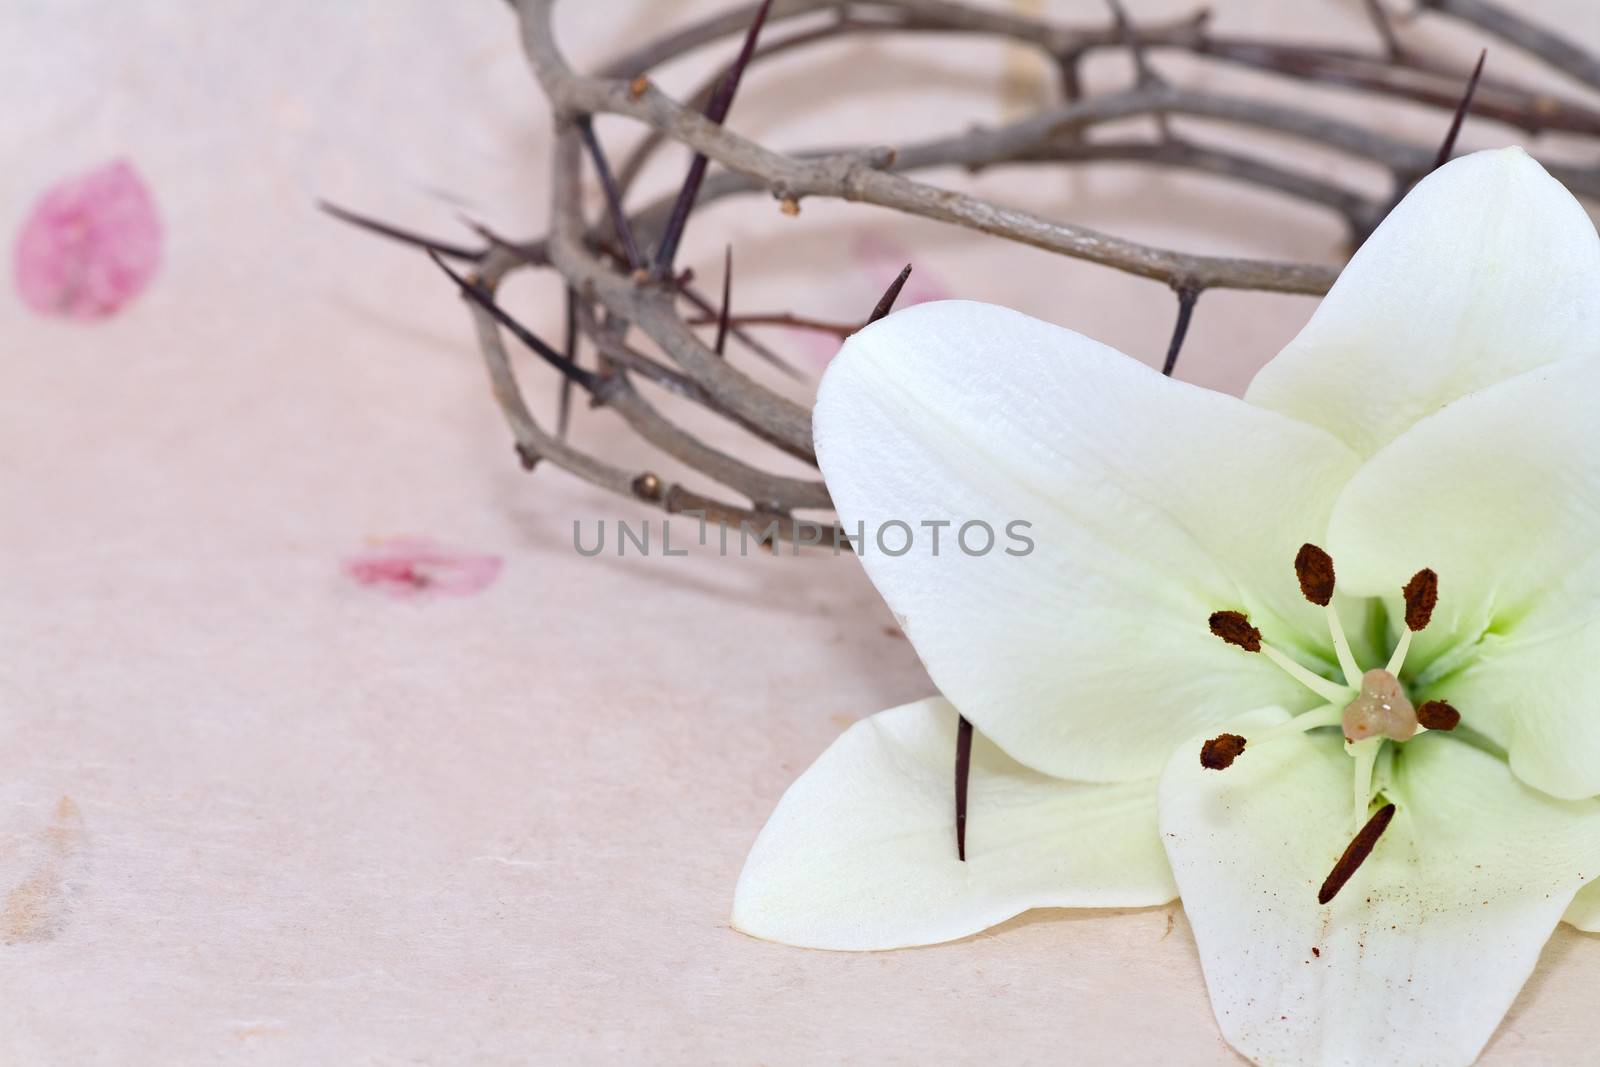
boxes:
[733,148,1600,1066]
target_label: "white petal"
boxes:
[1247,148,1600,458]
[732,696,1174,950]
[816,300,1362,782]
[1326,357,1600,799]
[1162,711,1600,1067]
[1565,879,1600,932]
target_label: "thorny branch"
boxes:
[328,0,1600,541]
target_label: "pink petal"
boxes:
[793,233,960,366]
[851,232,953,307]
[343,538,503,599]
[13,160,162,320]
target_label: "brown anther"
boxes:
[778,196,801,216]
[628,75,650,99]
[631,472,663,501]
[1294,543,1336,607]
[1416,700,1461,732]
[1200,733,1247,770]
[1318,803,1396,905]
[1403,568,1438,631]
[1208,610,1261,653]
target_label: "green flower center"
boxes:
[1201,544,1464,902]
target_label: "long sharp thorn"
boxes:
[319,200,484,261]
[1362,0,1403,60]
[1433,50,1487,172]
[1161,288,1199,377]
[558,287,579,438]
[652,0,775,276]
[677,281,804,379]
[703,0,775,127]
[867,264,913,325]
[427,251,596,393]
[714,245,733,356]
[456,212,519,253]
[578,118,644,271]
[954,715,974,862]
[1105,0,1170,138]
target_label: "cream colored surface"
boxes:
[4,1,1599,1062]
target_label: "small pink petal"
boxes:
[851,232,953,307]
[13,160,162,320]
[781,325,845,364]
[795,232,960,367]
[344,538,503,599]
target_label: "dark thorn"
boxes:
[1162,288,1199,377]
[1105,0,1171,137]
[1294,543,1336,607]
[318,200,484,261]
[954,715,974,862]
[1371,50,1488,231]
[651,157,709,279]
[1209,610,1262,653]
[1362,0,1403,60]
[1318,803,1396,905]
[1403,568,1438,632]
[676,281,805,379]
[427,251,597,393]
[867,264,913,325]
[1200,733,1247,770]
[652,0,775,276]
[702,0,775,134]
[1433,50,1487,172]
[558,287,579,439]
[1417,700,1461,732]
[456,212,519,252]
[715,245,733,356]
[515,443,540,471]
[578,117,644,271]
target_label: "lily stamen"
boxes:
[1387,567,1439,675]
[1255,702,1342,744]
[1384,630,1412,676]
[1350,739,1380,832]
[1198,703,1342,771]
[1208,610,1349,703]
[1417,700,1461,731]
[1318,802,1397,905]
[1199,733,1246,770]
[1295,543,1360,685]
[1205,555,1460,882]
[1262,645,1350,703]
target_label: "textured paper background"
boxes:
[4,1,1600,1062]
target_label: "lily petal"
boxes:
[1162,710,1600,1067]
[1327,357,1600,799]
[1247,148,1600,459]
[1565,880,1600,932]
[815,300,1362,782]
[732,696,1174,950]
